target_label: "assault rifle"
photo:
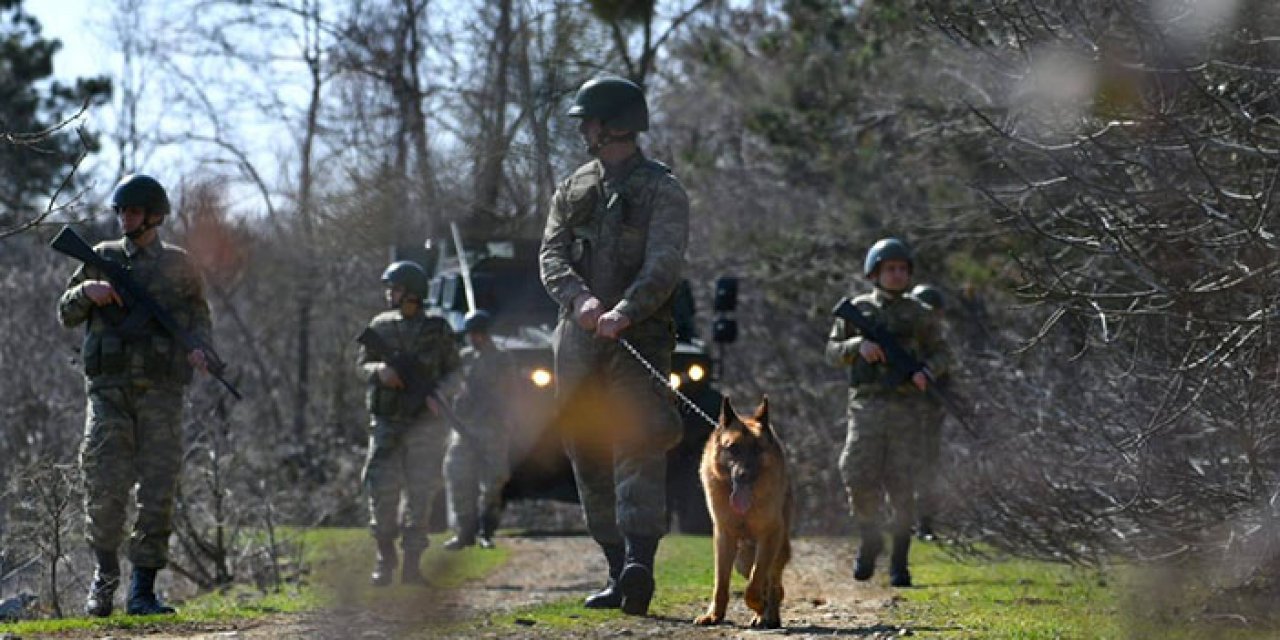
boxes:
[354,327,472,435]
[50,226,242,400]
[832,297,976,436]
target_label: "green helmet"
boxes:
[863,237,913,278]
[110,174,171,216]
[381,261,430,299]
[911,284,944,310]
[567,75,649,132]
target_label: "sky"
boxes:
[29,0,111,86]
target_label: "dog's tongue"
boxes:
[730,483,752,515]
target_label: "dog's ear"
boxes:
[753,395,769,426]
[719,395,734,429]
[719,395,741,431]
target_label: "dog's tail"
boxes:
[734,539,756,578]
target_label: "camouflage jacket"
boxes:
[57,233,212,391]
[357,310,460,420]
[452,344,516,430]
[539,150,689,327]
[825,288,950,392]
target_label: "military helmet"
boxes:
[110,174,171,216]
[567,75,649,132]
[381,261,430,299]
[463,309,492,333]
[911,284,944,310]
[863,237,913,278]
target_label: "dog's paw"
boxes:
[748,614,764,628]
[693,612,723,626]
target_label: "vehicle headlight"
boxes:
[669,373,682,389]
[531,368,553,388]
[687,363,706,382]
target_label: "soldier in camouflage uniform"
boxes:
[357,260,460,586]
[443,310,516,550]
[540,75,688,616]
[825,238,948,588]
[907,284,948,541]
[57,174,213,617]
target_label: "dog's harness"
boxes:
[618,337,719,429]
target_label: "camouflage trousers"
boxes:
[79,385,185,569]
[363,415,447,553]
[554,319,683,545]
[915,399,946,520]
[838,389,928,536]
[444,427,510,534]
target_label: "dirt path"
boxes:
[42,536,908,639]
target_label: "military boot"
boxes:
[583,543,625,609]
[401,547,427,586]
[477,510,500,549]
[126,567,176,615]
[618,536,660,616]
[443,526,477,551]
[85,550,119,618]
[888,533,913,587]
[853,524,883,582]
[370,537,397,587]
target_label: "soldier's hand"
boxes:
[912,371,928,391]
[595,310,631,340]
[188,349,211,374]
[573,293,604,331]
[858,340,886,363]
[82,280,123,307]
[378,364,405,389]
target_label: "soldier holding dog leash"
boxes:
[539,75,689,617]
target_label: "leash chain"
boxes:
[617,337,719,429]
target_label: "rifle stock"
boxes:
[50,226,242,400]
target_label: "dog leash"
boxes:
[618,337,719,429]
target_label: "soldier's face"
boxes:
[116,205,147,234]
[876,259,912,292]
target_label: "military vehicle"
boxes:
[411,233,736,534]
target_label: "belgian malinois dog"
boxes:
[693,396,792,629]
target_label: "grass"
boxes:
[893,541,1280,639]
[0,527,509,636]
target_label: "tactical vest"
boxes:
[81,243,194,386]
[365,315,454,419]
[845,296,925,391]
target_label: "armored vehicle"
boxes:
[414,235,735,533]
